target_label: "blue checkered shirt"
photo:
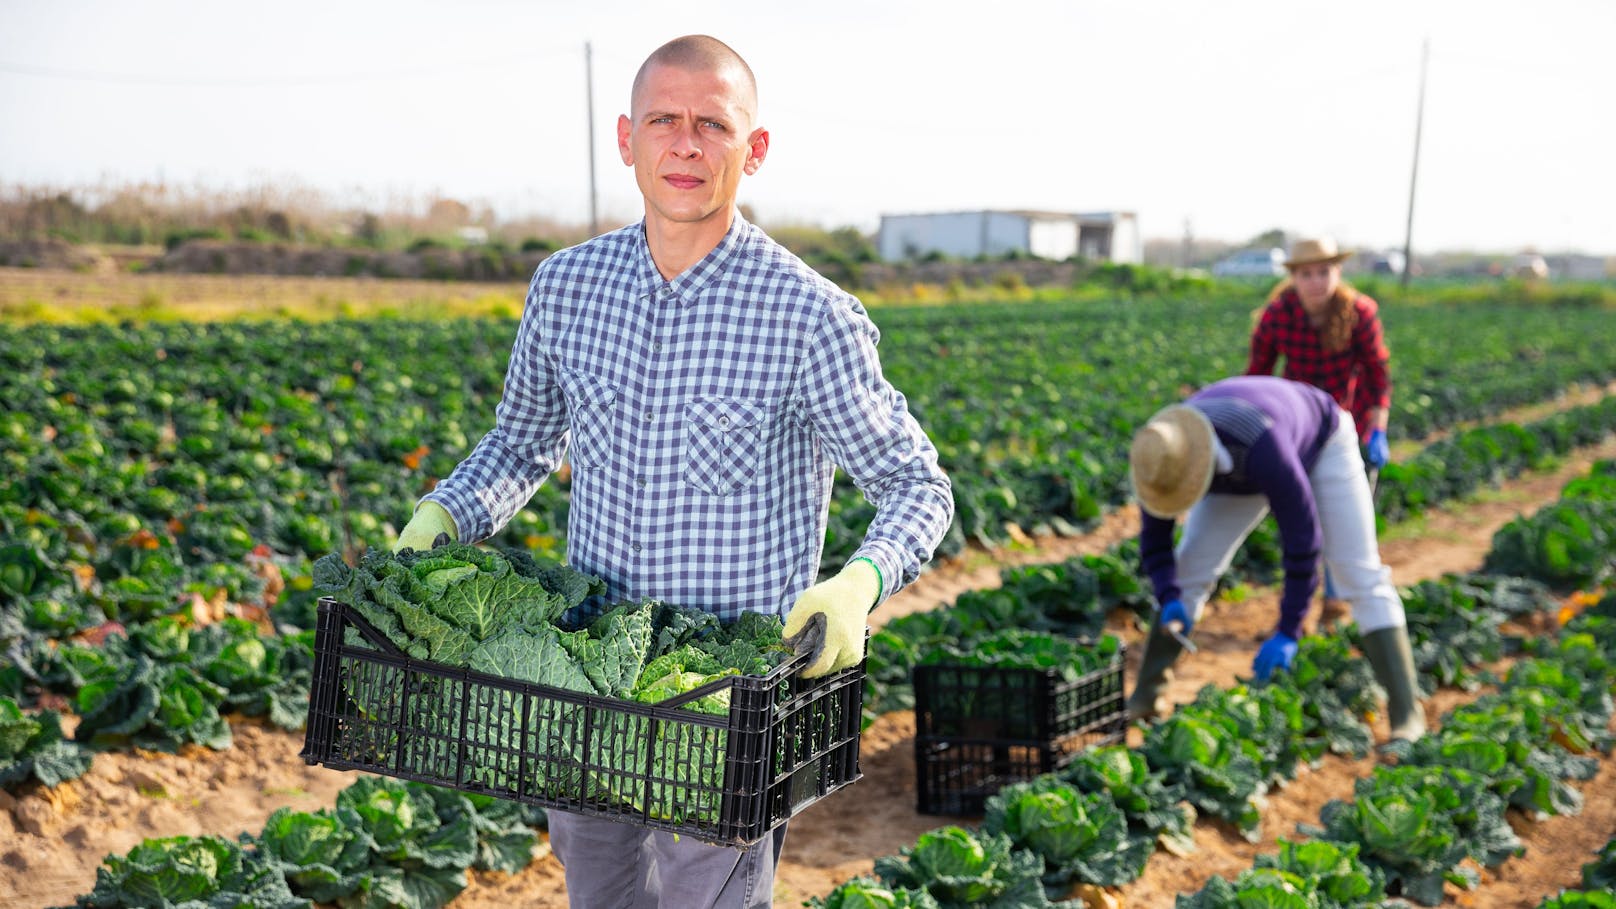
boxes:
[424,215,954,621]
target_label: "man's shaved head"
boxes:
[631,34,757,120]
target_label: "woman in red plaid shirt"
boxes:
[1246,237,1391,469]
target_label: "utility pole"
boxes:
[1401,38,1429,289]
[585,41,599,236]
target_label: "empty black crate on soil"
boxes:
[913,645,1126,815]
[300,597,864,845]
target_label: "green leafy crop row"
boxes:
[822,459,1616,907]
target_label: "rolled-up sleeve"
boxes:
[1354,302,1391,412]
[799,299,953,601]
[1247,305,1280,376]
[423,278,570,542]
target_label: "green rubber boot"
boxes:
[1126,622,1185,721]
[1361,625,1427,744]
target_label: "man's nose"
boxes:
[669,125,702,158]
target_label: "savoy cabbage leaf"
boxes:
[1059,744,1195,857]
[981,775,1149,888]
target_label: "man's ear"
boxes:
[617,114,633,165]
[743,127,770,175]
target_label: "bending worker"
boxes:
[394,34,953,908]
[1125,374,1424,744]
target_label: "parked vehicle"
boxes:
[1368,250,1407,275]
[1212,247,1286,277]
[1511,253,1549,279]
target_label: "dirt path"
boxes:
[3,438,1614,909]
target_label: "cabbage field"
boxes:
[3,285,1615,908]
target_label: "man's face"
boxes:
[617,62,768,233]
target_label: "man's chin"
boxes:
[649,202,729,227]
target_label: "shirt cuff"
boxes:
[421,488,484,544]
[1156,582,1183,608]
[849,543,903,608]
[1276,601,1306,640]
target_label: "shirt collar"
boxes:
[633,213,752,305]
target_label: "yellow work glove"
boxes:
[393,500,458,553]
[782,558,883,678]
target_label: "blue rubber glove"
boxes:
[1159,599,1192,635]
[1366,429,1389,468]
[1253,632,1299,681]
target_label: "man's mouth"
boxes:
[663,174,704,190]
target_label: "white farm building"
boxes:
[876,210,1141,263]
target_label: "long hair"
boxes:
[1264,277,1359,353]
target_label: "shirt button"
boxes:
[652,341,662,352]
[643,411,653,422]
[631,542,642,553]
[718,416,730,428]
[637,476,647,487]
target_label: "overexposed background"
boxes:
[2,0,1610,252]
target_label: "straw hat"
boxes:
[1284,236,1352,269]
[1130,404,1216,519]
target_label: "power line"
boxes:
[1433,50,1614,83]
[0,48,575,87]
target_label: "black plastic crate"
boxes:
[300,597,864,845]
[913,645,1126,816]
[915,739,1082,817]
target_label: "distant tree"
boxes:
[828,226,877,263]
[354,213,383,248]
[425,198,471,232]
[264,210,293,241]
[1248,228,1287,249]
[21,192,88,238]
[767,224,876,264]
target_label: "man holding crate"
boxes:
[395,34,953,908]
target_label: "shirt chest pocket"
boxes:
[683,398,768,496]
[563,373,619,469]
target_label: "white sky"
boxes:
[2,0,1612,253]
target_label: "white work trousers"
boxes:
[1174,413,1405,633]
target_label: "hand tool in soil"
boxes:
[1163,619,1197,654]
